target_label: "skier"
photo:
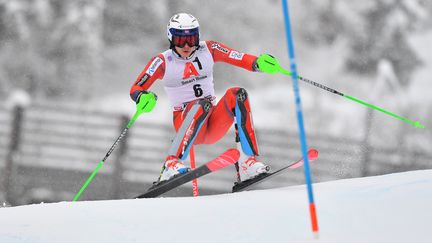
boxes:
[130,13,278,186]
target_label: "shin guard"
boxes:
[168,99,212,160]
[234,88,259,157]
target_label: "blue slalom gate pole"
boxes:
[281,0,319,236]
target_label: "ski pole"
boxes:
[258,54,425,129]
[72,93,157,201]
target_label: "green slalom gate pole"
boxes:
[258,54,425,129]
[72,93,157,202]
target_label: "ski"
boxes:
[232,148,319,193]
[136,148,240,198]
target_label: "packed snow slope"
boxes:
[1,170,431,243]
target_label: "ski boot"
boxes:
[238,156,270,182]
[158,156,189,181]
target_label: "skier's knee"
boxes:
[225,87,248,104]
[195,98,213,113]
[236,88,248,102]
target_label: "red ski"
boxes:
[136,148,239,198]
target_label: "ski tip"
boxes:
[225,148,240,161]
[207,148,240,172]
[308,148,319,160]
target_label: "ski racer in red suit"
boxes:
[130,13,277,185]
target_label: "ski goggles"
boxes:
[172,35,199,48]
[170,27,200,47]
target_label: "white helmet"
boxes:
[167,13,200,47]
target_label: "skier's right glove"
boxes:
[255,54,282,74]
[136,91,158,113]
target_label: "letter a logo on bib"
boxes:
[183,62,199,79]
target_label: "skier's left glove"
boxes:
[254,54,282,74]
[136,91,158,113]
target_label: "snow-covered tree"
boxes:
[300,0,430,87]
[0,0,105,100]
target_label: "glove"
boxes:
[255,54,282,74]
[136,91,158,113]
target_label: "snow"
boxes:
[1,169,431,243]
[5,89,31,109]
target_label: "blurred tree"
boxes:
[345,1,423,87]
[0,0,105,101]
[300,0,429,87]
[298,0,431,151]
[103,0,161,46]
[0,4,9,45]
[299,0,345,45]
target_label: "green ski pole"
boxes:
[73,93,157,201]
[257,54,425,129]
